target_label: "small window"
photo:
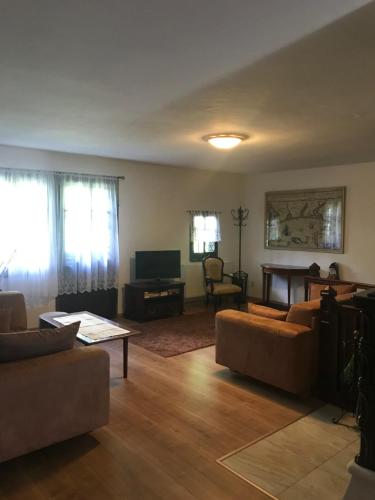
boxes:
[189,240,218,262]
[189,213,220,262]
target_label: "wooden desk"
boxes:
[261,263,310,308]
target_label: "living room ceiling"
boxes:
[0,0,373,173]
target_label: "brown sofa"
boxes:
[215,293,354,395]
[0,292,110,463]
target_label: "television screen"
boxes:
[135,250,181,280]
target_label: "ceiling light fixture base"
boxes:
[202,133,249,150]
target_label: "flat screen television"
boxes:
[135,250,181,280]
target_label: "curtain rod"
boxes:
[186,210,222,214]
[0,166,124,181]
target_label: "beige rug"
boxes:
[218,405,359,500]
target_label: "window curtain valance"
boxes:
[0,168,120,306]
[188,210,221,243]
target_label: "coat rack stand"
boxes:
[231,206,249,302]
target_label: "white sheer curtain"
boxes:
[58,174,119,295]
[0,169,58,306]
[323,199,343,250]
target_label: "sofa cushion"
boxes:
[0,309,11,333]
[286,299,321,328]
[0,322,80,363]
[240,312,312,338]
[286,292,355,328]
[336,293,355,303]
[248,303,288,321]
[310,283,356,300]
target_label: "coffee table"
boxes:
[39,311,140,378]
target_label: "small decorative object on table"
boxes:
[328,262,340,280]
[231,206,249,301]
[309,262,321,277]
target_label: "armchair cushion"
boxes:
[248,303,288,321]
[0,309,12,333]
[203,257,223,281]
[208,283,241,296]
[0,322,80,363]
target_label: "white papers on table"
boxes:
[53,313,130,343]
[53,313,103,327]
[77,324,130,343]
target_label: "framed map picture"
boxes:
[265,187,345,253]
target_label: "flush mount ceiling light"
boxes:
[202,133,249,150]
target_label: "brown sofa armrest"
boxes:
[0,346,110,463]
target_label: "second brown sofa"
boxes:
[215,294,353,395]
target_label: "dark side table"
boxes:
[261,263,310,308]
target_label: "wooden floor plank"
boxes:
[0,312,317,500]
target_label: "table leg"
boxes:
[266,273,271,305]
[123,337,128,378]
[262,271,266,303]
[287,275,291,308]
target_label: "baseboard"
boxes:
[184,295,206,304]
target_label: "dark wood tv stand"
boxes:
[123,281,185,321]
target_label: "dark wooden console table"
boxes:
[261,263,310,308]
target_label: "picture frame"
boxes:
[264,187,345,253]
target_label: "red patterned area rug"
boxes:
[128,311,216,357]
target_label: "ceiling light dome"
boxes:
[203,133,249,150]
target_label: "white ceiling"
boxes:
[0,0,373,173]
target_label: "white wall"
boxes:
[243,162,375,304]
[0,145,244,325]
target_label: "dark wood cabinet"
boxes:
[123,281,185,321]
[56,288,118,319]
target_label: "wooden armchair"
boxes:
[202,256,241,311]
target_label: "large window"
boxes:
[0,168,119,306]
[0,170,57,305]
[189,212,221,262]
[58,175,119,295]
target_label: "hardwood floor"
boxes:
[0,319,317,500]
